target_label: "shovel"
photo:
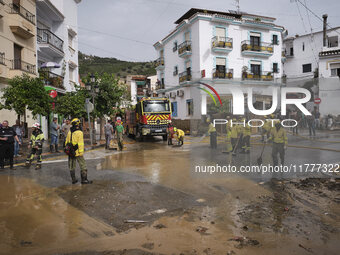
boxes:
[257,143,266,165]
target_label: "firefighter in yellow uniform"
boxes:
[225,120,232,154]
[207,118,217,149]
[241,119,251,154]
[230,119,239,155]
[174,127,185,146]
[65,118,92,184]
[262,116,271,142]
[270,121,288,166]
[25,123,45,170]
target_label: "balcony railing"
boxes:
[9,3,35,24]
[178,41,192,56]
[0,53,5,65]
[39,70,64,89]
[37,28,64,52]
[243,71,273,81]
[241,40,273,54]
[179,70,192,83]
[211,36,233,49]
[212,68,233,79]
[11,59,36,74]
[156,81,165,90]
[155,57,164,67]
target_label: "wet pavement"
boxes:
[0,130,339,255]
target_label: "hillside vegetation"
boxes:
[79,52,157,78]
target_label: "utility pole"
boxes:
[235,0,240,14]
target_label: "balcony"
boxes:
[9,4,35,24]
[155,57,164,70]
[179,70,192,84]
[319,49,340,58]
[211,36,233,53]
[243,71,273,81]
[178,41,192,58]
[39,70,64,90]
[37,28,64,57]
[212,68,233,79]
[241,40,273,57]
[11,59,36,75]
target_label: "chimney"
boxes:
[323,14,328,47]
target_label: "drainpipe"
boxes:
[322,14,328,47]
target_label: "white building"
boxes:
[282,14,340,116]
[36,0,81,93]
[153,8,285,128]
[36,0,81,136]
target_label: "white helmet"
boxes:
[32,122,40,128]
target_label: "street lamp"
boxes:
[86,73,99,145]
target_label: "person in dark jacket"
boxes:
[0,120,21,169]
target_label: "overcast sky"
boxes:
[78,0,340,62]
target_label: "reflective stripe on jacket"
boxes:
[30,130,44,147]
[208,123,216,133]
[65,130,84,156]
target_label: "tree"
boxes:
[54,88,87,119]
[207,98,230,115]
[0,74,51,118]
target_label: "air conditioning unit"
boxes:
[170,92,176,98]
[177,90,184,97]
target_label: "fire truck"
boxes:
[125,97,172,141]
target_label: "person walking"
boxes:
[207,118,217,149]
[306,114,316,137]
[0,120,21,170]
[12,119,24,157]
[312,107,321,129]
[25,123,44,170]
[270,121,288,166]
[61,119,71,148]
[167,121,175,145]
[115,118,124,151]
[50,117,60,153]
[104,120,114,150]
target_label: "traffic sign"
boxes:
[49,90,57,98]
[314,98,321,104]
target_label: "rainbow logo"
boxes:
[196,82,223,106]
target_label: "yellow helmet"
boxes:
[174,127,177,132]
[206,118,211,123]
[71,118,80,126]
[270,114,275,118]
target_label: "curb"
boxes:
[13,143,105,165]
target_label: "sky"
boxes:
[78,0,340,62]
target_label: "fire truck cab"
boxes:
[125,97,172,141]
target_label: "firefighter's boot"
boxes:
[35,163,41,170]
[81,171,92,184]
[70,170,78,184]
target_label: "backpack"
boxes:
[64,131,76,157]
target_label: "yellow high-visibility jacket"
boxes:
[263,120,272,131]
[270,127,288,145]
[243,125,251,136]
[208,123,216,133]
[230,125,239,139]
[65,129,85,156]
[176,129,185,138]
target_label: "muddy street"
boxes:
[0,136,339,255]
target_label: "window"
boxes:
[68,33,74,48]
[173,41,177,52]
[173,66,178,76]
[250,36,260,46]
[273,63,278,73]
[184,31,190,41]
[331,69,337,76]
[216,27,226,40]
[69,66,74,81]
[272,34,278,45]
[251,64,261,76]
[13,43,22,69]
[290,47,294,56]
[302,42,305,51]
[216,57,226,77]
[328,36,338,48]
[302,63,312,73]
[171,102,178,117]
[186,99,193,116]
